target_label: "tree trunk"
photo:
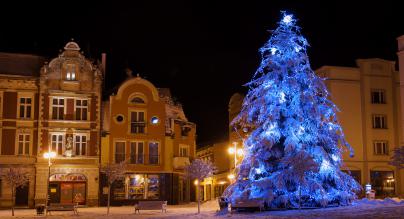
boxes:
[107,185,111,215]
[197,185,200,214]
[11,186,15,216]
[298,185,301,209]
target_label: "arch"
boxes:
[115,77,159,102]
[128,92,148,104]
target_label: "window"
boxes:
[19,97,32,119]
[52,98,65,120]
[66,64,76,80]
[372,114,387,129]
[148,142,159,165]
[131,97,145,104]
[374,141,388,155]
[370,171,395,197]
[75,135,87,156]
[51,134,64,156]
[126,174,160,200]
[115,142,126,163]
[130,111,145,134]
[17,134,30,155]
[371,90,386,104]
[130,142,144,164]
[75,99,88,120]
[179,144,189,157]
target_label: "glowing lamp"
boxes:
[151,116,159,124]
[237,148,244,156]
[228,147,235,154]
[44,151,56,159]
[227,174,235,180]
[194,179,199,185]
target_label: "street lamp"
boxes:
[43,151,56,208]
[228,142,243,170]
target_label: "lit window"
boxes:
[75,135,87,156]
[75,99,88,120]
[130,111,145,133]
[372,114,387,129]
[151,116,159,125]
[373,141,388,155]
[52,98,65,120]
[371,90,386,104]
[19,97,32,119]
[66,64,76,81]
[17,134,30,155]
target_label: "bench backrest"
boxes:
[138,201,166,209]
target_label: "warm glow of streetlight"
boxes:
[43,151,56,159]
[227,174,235,180]
[228,147,235,154]
[237,148,244,156]
[194,179,199,185]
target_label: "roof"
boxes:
[0,52,46,77]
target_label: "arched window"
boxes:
[131,97,145,104]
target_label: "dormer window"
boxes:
[66,64,76,81]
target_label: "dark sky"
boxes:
[0,1,403,145]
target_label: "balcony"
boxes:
[173,156,190,169]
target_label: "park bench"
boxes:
[231,198,264,211]
[134,200,167,214]
[46,203,78,215]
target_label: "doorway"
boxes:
[15,185,29,206]
[49,173,87,205]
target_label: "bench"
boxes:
[134,201,167,214]
[231,199,264,211]
[46,203,78,215]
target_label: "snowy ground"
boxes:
[0,198,403,219]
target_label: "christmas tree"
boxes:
[224,12,361,208]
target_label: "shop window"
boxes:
[147,175,159,199]
[115,142,126,163]
[370,171,395,197]
[130,111,145,133]
[343,170,361,185]
[127,174,160,200]
[19,97,32,119]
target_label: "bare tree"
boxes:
[185,159,216,214]
[100,161,127,215]
[0,167,30,216]
[390,146,404,169]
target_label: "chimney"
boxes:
[397,35,404,144]
[101,53,107,77]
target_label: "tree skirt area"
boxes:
[0,198,403,219]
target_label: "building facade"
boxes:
[316,58,403,197]
[0,41,103,208]
[100,75,196,205]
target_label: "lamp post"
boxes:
[43,151,56,208]
[227,142,243,183]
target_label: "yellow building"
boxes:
[101,75,196,205]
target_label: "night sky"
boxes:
[0,1,403,145]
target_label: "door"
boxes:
[73,183,86,204]
[15,185,29,206]
[49,182,60,204]
[60,183,73,204]
[206,184,212,201]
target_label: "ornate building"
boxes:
[0,41,103,207]
[101,75,196,205]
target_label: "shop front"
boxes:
[49,173,87,205]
